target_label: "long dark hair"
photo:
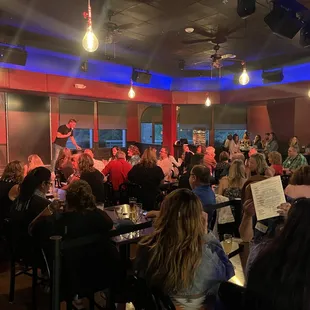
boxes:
[18,167,51,203]
[246,198,310,310]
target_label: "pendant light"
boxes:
[128,80,136,99]
[205,96,211,107]
[82,0,99,52]
[239,62,250,86]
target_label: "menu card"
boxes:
[250,176,286,221]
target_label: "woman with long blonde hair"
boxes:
[218,159,247,199]
[135,189,234,308]
[24,154,44,176]
[128,147,164,210]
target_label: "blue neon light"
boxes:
[0,46,172,91]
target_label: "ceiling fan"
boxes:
[101,10,136,43]
[193,44,237,69]
[182,24,244,45]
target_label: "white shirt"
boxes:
[157,157,173,182]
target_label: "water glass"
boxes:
[223,234,233,254]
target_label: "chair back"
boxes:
[119,182,142,204]
[49,234,124,302]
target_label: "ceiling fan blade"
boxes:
[221,53,236,59]
[193,27,216,38]
[116,23,136,31]
[193,59,212,65]
[182,39,212,45]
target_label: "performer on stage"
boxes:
[51,119,81,172]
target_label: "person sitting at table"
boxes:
[178,154,204,190]
[215,151,230,181]
[229,134,240,158]
[253,135,263,150]
[78,153,105,205]
[247,153,274,178]
[102,151,132,202]
[84,149,105,172]
[246,198,310,310]
[109,146,120,162]
[135,188,234,309]
[196,145,206,154]
[264,132,278,154]
[55,147,73,183]
[268,151,283,176]
[285,166,310,199]
[282,145,307,174]
[10,167,52,262]
[289,135,299,148]
[189,165,216,226]
[157,147,173,182]
[204,146,217,175]
[24,154,44,176]
[218,160,247,200]
[128,148,164,211]
[0,160,24,223]
[127,145,141,166]
[241,131,251,149]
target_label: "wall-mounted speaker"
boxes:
[0,45,27,66]
[132,70,152,84]
[237,0,256,19]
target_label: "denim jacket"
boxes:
[135,232,234,298]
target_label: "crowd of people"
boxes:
[1,120,310,310]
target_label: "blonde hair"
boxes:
[27,154,44,172]
[1,160,24,183]
[231,153,245,162]
[56,148,72,169]
[139,188,205,294]
[228,159,246,188]
[251,153,268,175]
[140,148,157,168]
[268,151,282,165]
[78,153,95,173]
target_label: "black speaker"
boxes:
[300,24,310,48]
[131,70,152,84]
[0,46,27,66]
[262,69,284,84]
[237,0,256,19]
[264,5,302,39]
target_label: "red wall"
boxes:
[247,104,272,138]
[0,93,6,145]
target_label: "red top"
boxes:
[102,159,132,191]
[272,164,283,176]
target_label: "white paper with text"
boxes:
[250,176,286,221]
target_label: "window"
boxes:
[141,123,163,145]
[99,129,126,148]
[214,129,247,147]
[66,128,93,149]
[177,125,210,145]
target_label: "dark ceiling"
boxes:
[1,0,310,76]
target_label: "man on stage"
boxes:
[51,119,81,172]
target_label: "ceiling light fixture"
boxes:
[239,62,250,86]
[185,27,195,33]
[82,0,99,52]
[128,80,136,99]
[205,96,211,107]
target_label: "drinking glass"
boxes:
[129,197,137,208]
[223,234,233,254]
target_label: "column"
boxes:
[93,101,99,152]
[126,102,140,143]
[0,92,7,166]
[162,104,177,156]
[50,97,59,162]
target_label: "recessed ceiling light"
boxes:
[185,27,194,33]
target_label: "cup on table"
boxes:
[223,234,233,255]
[129,197,137,209]
[130,203,143,223]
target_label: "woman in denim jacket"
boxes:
[135,188,234,309]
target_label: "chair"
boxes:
[3,218,41,309]
[119,182,142,204]
[49,234,124,310]
[218,282,246,310]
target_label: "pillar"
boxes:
[93,101,99,151]
[163,104,177,156]
[0,92,7,166]
[127,102,140,143]
[247,103,272,138]
[50,96,59,160]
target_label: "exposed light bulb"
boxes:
[82,26,99,52]
[205,96,211,107]
[239,68,250,86]
[128,86,135,99]
[308,90,310,98]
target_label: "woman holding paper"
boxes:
[246,198,310,310]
